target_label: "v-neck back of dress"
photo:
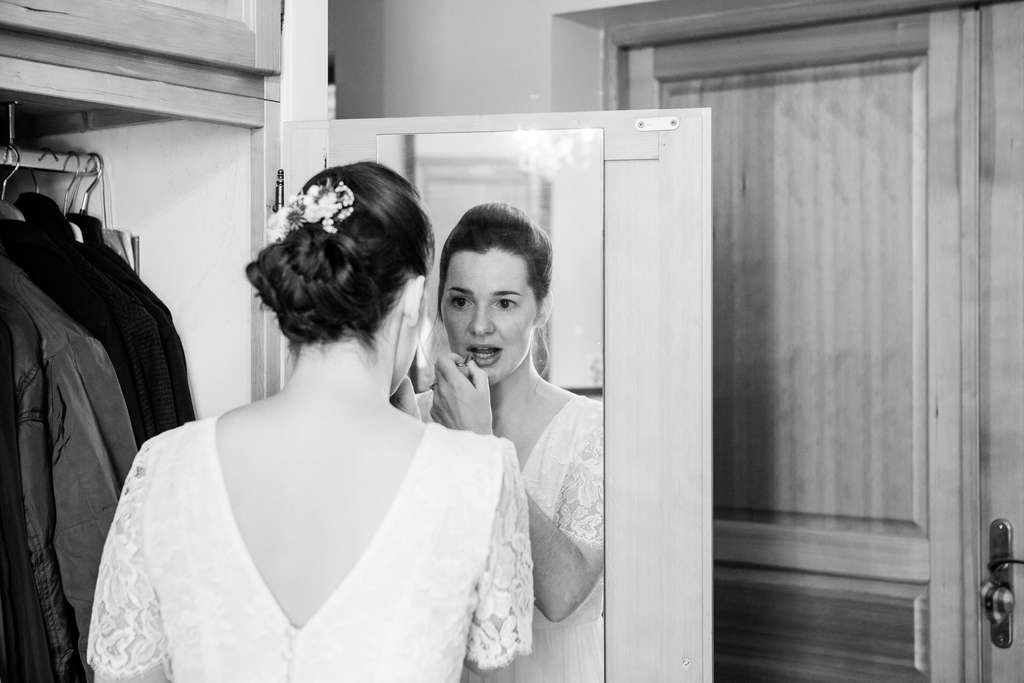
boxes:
[93,416,531,683]
[208,416,429,633]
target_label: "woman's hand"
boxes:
[430,354,492,435]
[389,375,420,419]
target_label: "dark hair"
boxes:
[437,202,552,316]
[247,161,433,349]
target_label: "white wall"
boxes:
[329,0,655,119]
[17,121,254,419]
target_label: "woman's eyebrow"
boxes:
[492,290,522,297]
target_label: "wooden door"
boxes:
[623,10,978,682]
[980,2,1024,680]
[281,110,714,681]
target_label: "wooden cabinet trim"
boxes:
[0,55,265,128]
[0,0,265,72]
[0,28,265,100]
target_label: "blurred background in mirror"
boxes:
[379,129,604,397]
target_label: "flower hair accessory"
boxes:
[266,179,356,243]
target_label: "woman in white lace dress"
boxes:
[86,164,533,683]
[417,203,604,683]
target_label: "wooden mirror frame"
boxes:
[275,109,713,681]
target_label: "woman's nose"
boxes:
[470,309,493,335]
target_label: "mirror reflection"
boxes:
[380,130,606,682]
[378,130,604,396]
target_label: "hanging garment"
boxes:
[66,213,102,245]
[0,320,55,683]
[0,220,145,448]
[16,193,177,438]
[78,242,194,424]
[0,243,136,683]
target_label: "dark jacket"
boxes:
[0,243,137,683]
[0,320,55,683]
[79,243,195,424]
[0,218,146,448]
[15,194,179,439]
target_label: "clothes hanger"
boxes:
[78,154,102,214]
[68,154,105,244]
[1,144,26,221]
[60,152,84,242]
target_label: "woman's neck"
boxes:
[490,353,547,426]
[279,341,393,412]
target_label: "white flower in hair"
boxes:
[265,179,356,243]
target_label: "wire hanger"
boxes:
[61,151,83,214]
[1,144,26,221]
[79,153,103,214]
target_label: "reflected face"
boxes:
[441,250,542,385]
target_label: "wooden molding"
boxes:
[0,0,265,72]
[0,55,265,128]
[0,28,265,100]
[653,14,929,82]
[715,520,930,583]
[253,0,282,73]
[605,0,998,49]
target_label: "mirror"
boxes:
[378,129,604,397]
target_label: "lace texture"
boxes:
[86,418,533,683]
[466,439,534,668]
[87,441,170,680]
[554,424,604,549]
[521,396,604,633]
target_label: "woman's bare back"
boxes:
[215,397,426,628]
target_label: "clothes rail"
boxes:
[1,146,100,176]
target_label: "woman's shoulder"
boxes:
[423,420,512,467]
[560,395,603,436]
[138,417,215,462]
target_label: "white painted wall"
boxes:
[329,0,652,119]
[18,121,254,419]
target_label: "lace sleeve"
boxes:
[555,419,604,549]
[88,444,169,680]
[466,439,533,669]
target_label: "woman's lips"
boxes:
[468,347,501,367]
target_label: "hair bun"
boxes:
[246,161,434,349]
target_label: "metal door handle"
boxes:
[984,519,1017,648]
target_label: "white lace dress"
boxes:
[420,393,604,683]
[87,417,533,683]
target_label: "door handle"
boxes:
[984,519,1020,648]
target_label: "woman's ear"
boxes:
[402,275,426,327]
[536,294,553,328]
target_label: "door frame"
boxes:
[606,5,984,681]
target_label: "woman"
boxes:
[86,164,533,682]
[418,203,604,683]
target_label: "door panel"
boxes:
[629,10,975,682]
[980,2,1024,679]
[666,59,926,533]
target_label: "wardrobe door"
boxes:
[623,10,978,683]
[0,0,280,72]
[281,109,714,682]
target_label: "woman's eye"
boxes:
[496,299,515,310]
[450,297,468,308]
